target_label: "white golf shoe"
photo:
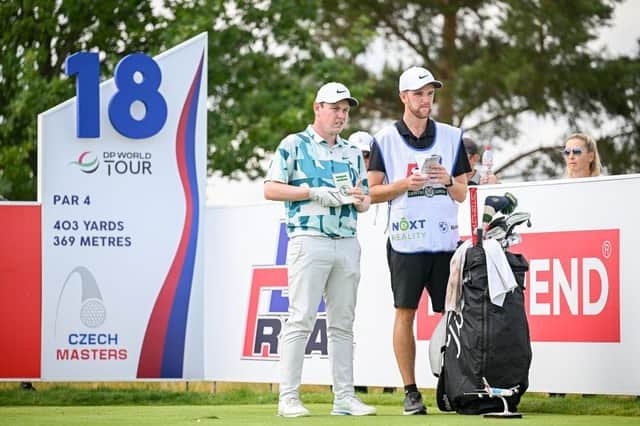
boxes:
[331,395,377,416]
[277,397,310,417]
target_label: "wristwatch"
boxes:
[445,176,454,188]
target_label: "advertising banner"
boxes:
[38,33,207,380]
[206,175,640,395]
[0,203,41,379]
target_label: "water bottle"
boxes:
[480,146,493,181]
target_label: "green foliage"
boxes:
[1,1,639,200]
[317,0,640,179]
[0,385,273,406]
[157,0,375,180]
[0,0,164,200]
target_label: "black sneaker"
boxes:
[403,391,427,415]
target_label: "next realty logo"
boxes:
[416,229,621,343]
[242,223,328,360]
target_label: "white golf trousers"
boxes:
[279,235,361,401]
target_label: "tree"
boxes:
[162,0,640,181]
[2,1,638,201]
[0,1,165,200]
[1,0,370,198]
[159,0,374,180]
[316,0,640,179]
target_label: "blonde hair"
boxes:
[565,133,602,177]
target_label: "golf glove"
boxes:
[309,187,343,208]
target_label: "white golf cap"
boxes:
[315,82,359,106]
[348,131,373,152]
[399,66,443,92]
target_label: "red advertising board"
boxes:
[0,204,42,378]
[417,229,620,343]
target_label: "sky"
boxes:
[596,0,639,57]
[494,0,640,177]
[206,0,640,205]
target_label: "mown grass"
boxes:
[2,405,638,426]
[0,383,638,417]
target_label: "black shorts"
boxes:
[386,240,453,312]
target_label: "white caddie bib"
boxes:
[375,121,463,253]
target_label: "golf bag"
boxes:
[435,239,532,415]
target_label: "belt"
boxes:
[291,234,354,240]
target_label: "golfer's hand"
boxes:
[349,179,366,206]
[309,187,342,208]
[406,168,428,191]
[350,179,370,212]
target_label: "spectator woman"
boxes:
[563,133,602,178]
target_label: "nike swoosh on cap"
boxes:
[336,89,346,93]
[419,74,428,79]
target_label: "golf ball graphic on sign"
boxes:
[55,266,107,334]
[80,298,106,328]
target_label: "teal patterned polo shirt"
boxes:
[265,125,369,238]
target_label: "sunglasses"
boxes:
[562,148,583,156]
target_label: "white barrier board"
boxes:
[206,175,640,395]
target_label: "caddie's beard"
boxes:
[408,103,430,120]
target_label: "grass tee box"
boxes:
[2,405,640,426]
[0,385,638,425]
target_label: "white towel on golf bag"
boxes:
[445,239,472,313]
[484,239,518,307]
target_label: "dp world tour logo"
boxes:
[242,222,328,360]
[70,151,99,173]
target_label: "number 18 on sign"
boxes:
[65,52,167,139]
